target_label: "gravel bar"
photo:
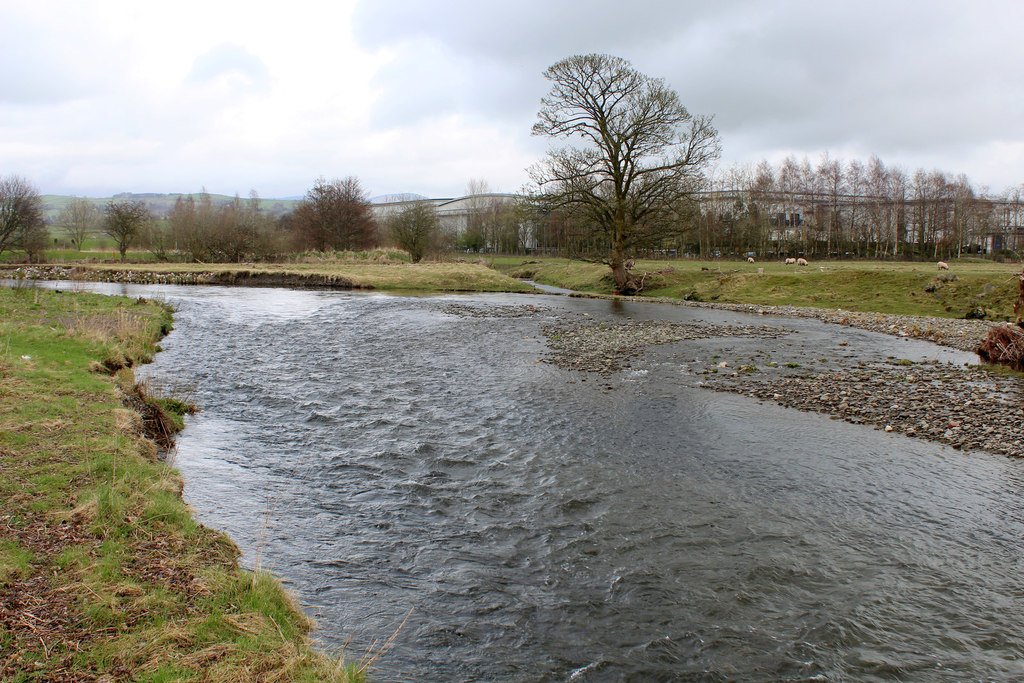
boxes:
[700,360,1024,458]
[644,297,996,353]
[541,319,788,374]
[539,304,1022,459]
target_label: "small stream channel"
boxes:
[24,281,1024,680]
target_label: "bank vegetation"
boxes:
[0,285,363,681]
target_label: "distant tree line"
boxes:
[0,175,387,263]
[2,158,1024,266]
[688,154,1021,260]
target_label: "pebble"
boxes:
[443,303,549,318]
[1,265,217,286]
[675,300,994,353]
[538,301,1022,460]
[702,359,1024,458]
[541,319,787,374]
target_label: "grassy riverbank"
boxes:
[503,257,1023,320]
[0,286,361,681]
[7,259,534,293]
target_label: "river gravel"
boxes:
[701,360,1024,458]
[541,319,788,373]
[678,300,996,353]
[542,302,1024,458]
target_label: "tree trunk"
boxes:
[610,241,629,294]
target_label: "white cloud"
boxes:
[0,0,1022,198]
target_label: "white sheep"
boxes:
[785,257,796,265]
[747,256,755,263]
[797,257,808,266]
[937,261,949,270]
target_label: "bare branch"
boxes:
[529,54,720,293]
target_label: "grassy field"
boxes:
[8,249,1021,316]
[0,286,363,681]
[500,256,1024,320]
[1,245,128,263]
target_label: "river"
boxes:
[28,282,1024,680]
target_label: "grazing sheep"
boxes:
[797,257,808,266]
[747,256,755,263]
[937,261,949,270]
[785,257,796,265]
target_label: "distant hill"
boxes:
[39,193,302,222]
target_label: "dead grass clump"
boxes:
[55,499,100,526]
[222,612,271,636]
[113,407,143,435]
[0,418,72,433]
[98,349,133,374]
[116,378,196,452]
[66,309,147,346]
[978,323,1024,370]
[979,267,1024,370]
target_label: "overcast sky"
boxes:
[1,0,1021,199]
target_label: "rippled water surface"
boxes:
[37,282,1024,680]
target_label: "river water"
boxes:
[27,282,1024,680]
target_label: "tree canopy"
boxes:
[290,177,376,252]
[529,54,720,293]
[386,201,439,263]
[103,199,150,262]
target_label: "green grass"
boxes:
[0,286,363,682]
[502,256,1023,319]
[0,247,158,264]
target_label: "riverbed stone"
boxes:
[701,359,1024,458]
[540,319,788,374]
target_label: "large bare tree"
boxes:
[103,199,150,262]
[529,54,720,293]
[0,175,44,258]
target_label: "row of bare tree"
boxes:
[0,177,154,263]
[0,174,449,263]
[691,155,1019,259]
